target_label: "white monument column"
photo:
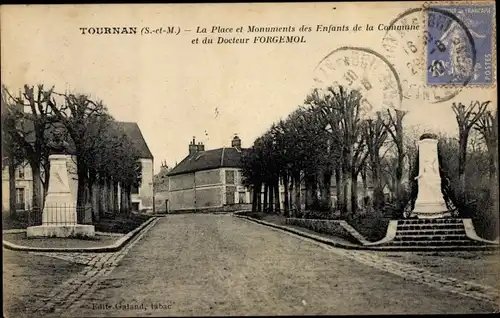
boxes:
[411,138,451,219]
[27,154,95,238]
[42,154,77,225]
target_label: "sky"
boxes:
[1,2,496,175]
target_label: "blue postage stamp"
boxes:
[426,3,495,85]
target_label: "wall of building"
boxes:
[2,164,33,212]
[154,190,169,213]
[168,168,225,211]
[131,158,154,212]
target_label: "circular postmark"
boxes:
[381,4,477,104]
[313,46,403,118]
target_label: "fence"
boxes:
[27,204,93,227]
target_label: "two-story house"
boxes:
[165,135,251,212]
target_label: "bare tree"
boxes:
[451,100,489,201]
[1,85,55,209]
[1,92,27,218]
[362,111,388,210]
[383,109,407,209]
[474,109,498,181]
[47,93,110,207]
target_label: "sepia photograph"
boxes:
[1,1,498,317]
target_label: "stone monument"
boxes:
[27,127,95,238]
[410,134,451,219]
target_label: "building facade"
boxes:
[164,136,251,212]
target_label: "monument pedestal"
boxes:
[411,137,452,219]
[412,202,451,219]
[27,154,95,238]
[27,224,96,238]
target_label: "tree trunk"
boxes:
[335,167,342,212]
[113,181,119,215]
[263,183,268,212]
[323,168,332,211]
[92,182,99,222]
[76,162,88,207]
[106,177,113,215]
[274,179,280,214]
[372,156,384,210]
[251,184,258,212]
[120,184,127,214]
[268,182,274,214]
[31,162,42,210]
[344,170,352,216]
[256,182,262,212]
[294,171,301,216]
[351,170,359,214]
[88,169,97,222]
[305,172,316,210]
[362,168,368,208]
[99,176,106,217]
[311,173,318,208]
[458,130,468,203]
[283,173,290,217]
[126,186,132,216]
[8,160,17,218]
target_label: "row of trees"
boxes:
[1,84,142,221]
[241,85,497,224]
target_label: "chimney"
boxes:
[197,141,205,152]
[189,136,198,155]
[231,135,241,150]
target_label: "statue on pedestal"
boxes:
[410,133,451,219]
[27,125,95,238]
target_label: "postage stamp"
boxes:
[313,46,403,117]
[426,3,496,86]
[380,2,495,104]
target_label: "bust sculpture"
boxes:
[48,127,70,155]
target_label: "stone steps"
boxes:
[369,245,497,252]
[381,218,497,249]
[389,240,479,246]
[399,219,462,225]
[397,229,466,235]
[397,224,464,230]
[393,235,469,241]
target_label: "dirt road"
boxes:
[64,214,496,316]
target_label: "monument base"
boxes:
[27,224,95,238]
[412,202,451,219]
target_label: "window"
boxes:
[15,188,25,210]
[225,170,235,184]
[238,192,246,204]
[132,202,140,211]
[17,166,25,179]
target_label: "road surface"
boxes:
[4,214,498,316]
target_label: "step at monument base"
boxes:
[376,218,498,250]
[27,224,95,238]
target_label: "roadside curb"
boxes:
[234,214,363,250]
[2,217,158,253]
[234,214,500,252]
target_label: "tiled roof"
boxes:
[111,122,154,159]
[167,147,249,176]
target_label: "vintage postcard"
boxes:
[1,1,498,317]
